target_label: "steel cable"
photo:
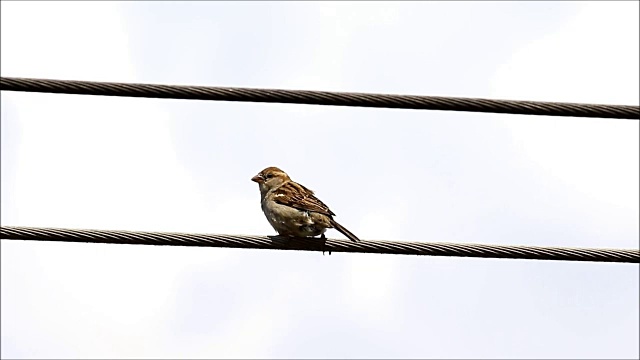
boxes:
[1,226,638,263]
[2,77,638,119]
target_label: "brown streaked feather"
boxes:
[273,181,336,216]
[261,167,288,177]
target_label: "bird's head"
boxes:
[251,166,291,193]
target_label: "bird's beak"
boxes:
[251,174,264,183]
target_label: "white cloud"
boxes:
[491,1,639,236]
[0,2,251,358]
[491,2,639,105]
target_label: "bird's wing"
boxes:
[272,181,336,216]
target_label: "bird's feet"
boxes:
[321,233,331,255]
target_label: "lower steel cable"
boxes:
[1,226,638,263]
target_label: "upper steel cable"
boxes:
[1,77,638,119]
[1,226,638,263]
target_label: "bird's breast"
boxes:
[262,199,306,225]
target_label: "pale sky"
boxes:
[1,1,639,359]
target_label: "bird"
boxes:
[251,166,360,243]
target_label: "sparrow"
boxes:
[251,166,360,243]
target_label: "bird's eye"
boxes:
[266,174,274,179]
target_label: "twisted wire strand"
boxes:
[2,77,638,119]
[1,226,638,263]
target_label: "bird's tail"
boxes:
[330,219,360,242]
